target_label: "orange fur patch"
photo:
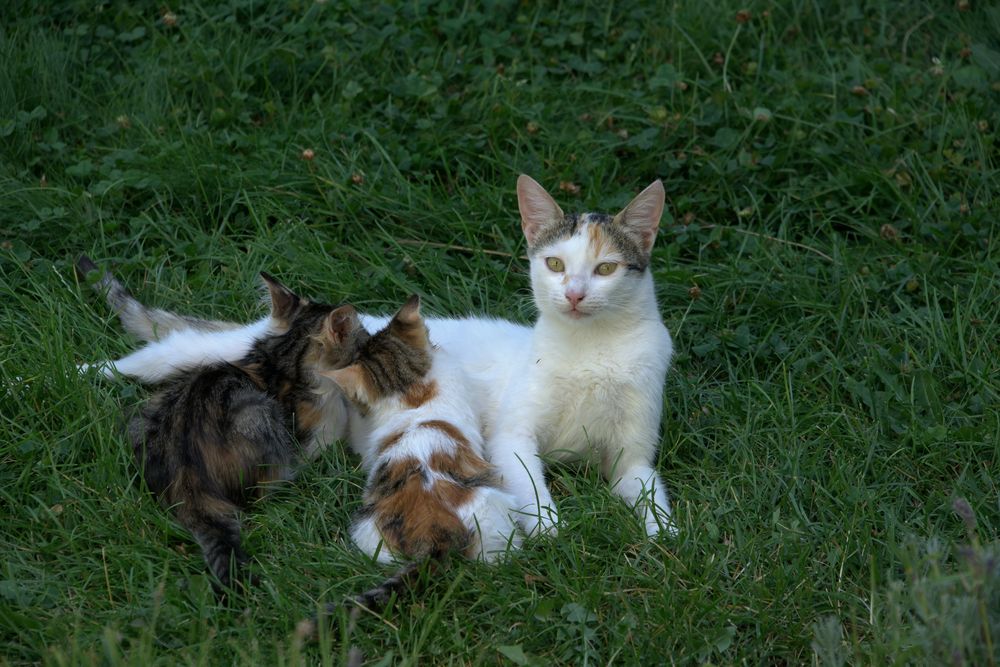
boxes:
[419,421,494,485]
[196,436,258,499]
[433,479,473,507]
[418,419,469,447]
[170,468,240,518]
[403,380,438,408]
[377,430,405,454]
[294,399,323,435]
[369,457,468,557]
[587,222,610,257]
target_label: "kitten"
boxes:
[299,295,519,660]
[79,175,678,538]
[328,294,520,566]
[486,175,676,537]
[79,257,367,587]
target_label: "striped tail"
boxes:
[76,254,240,342]
[297,556,446,665]
[176,495,253,591]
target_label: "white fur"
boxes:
[348,345,522,563]
[488,221,675,537]
[89,315,277,383]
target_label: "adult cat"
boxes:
[81,176,676,537]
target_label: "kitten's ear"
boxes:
[319,365,372,405]
[394,294,421,325]
[390,294,429,349]
[260,272,300,321]
[613,180,665,255]
[323,305,360,346]
[517,174,564,246]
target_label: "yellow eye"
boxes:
[545,257,564,272]
[595,262,618,276]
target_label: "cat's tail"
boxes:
[76,254,240,342]
[171,475,254,592]
[295,556,446,666]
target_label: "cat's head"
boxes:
[320,294,433,412]
[516,175,664,322]
[259,272,368,374]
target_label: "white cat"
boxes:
[82,176,677,537]
[485,176,675,536]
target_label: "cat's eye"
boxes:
[595,262,618,276]
[545,257,565,273]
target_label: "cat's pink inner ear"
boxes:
[517,174,564,245]
[260,272,300,321]
[615,180,665,254]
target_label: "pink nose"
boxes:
[565,289,585,308]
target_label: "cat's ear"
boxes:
[613,180,665,255]
[517,174,564,246]
[320,365,373,405]
[394,294,421,325]
[323,304,360,346]
[390,294,429,349]
[260,272,301,321]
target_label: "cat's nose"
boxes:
[565,289,586,307]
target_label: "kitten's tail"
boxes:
[76,254,240,342]
[296,555,446,666]
[172,476,253,591]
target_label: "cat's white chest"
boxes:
[529,320,671,459]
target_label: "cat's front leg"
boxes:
[487,430,559,537]
[603,441,677,537]
[611,462,676,537]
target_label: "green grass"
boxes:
[1,0,998,664]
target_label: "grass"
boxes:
[1,0,998,664]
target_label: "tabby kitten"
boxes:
[80,257,366,588]
[303,295,519,643]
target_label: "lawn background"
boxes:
[1,0,998,664]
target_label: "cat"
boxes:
[327,294,520,566]
[297,295,520,663]
[78,175,677,538]
[485,175,676,536]
[78,256,367,588]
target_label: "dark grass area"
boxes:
[1,1,998,664]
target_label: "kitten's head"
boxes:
[320,294,432,411]
[516,175,664,322]
[259,272,368,375]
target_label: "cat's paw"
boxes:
[516,503,560,538]
[646,516,679,538]
[643,508,678,538]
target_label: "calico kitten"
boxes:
[79,257,367,587]
[330,295,520,566]
[300,296,520,651]
[297,295,521,665]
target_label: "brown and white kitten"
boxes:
[79,257,367,588]
[300,296,519,655]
